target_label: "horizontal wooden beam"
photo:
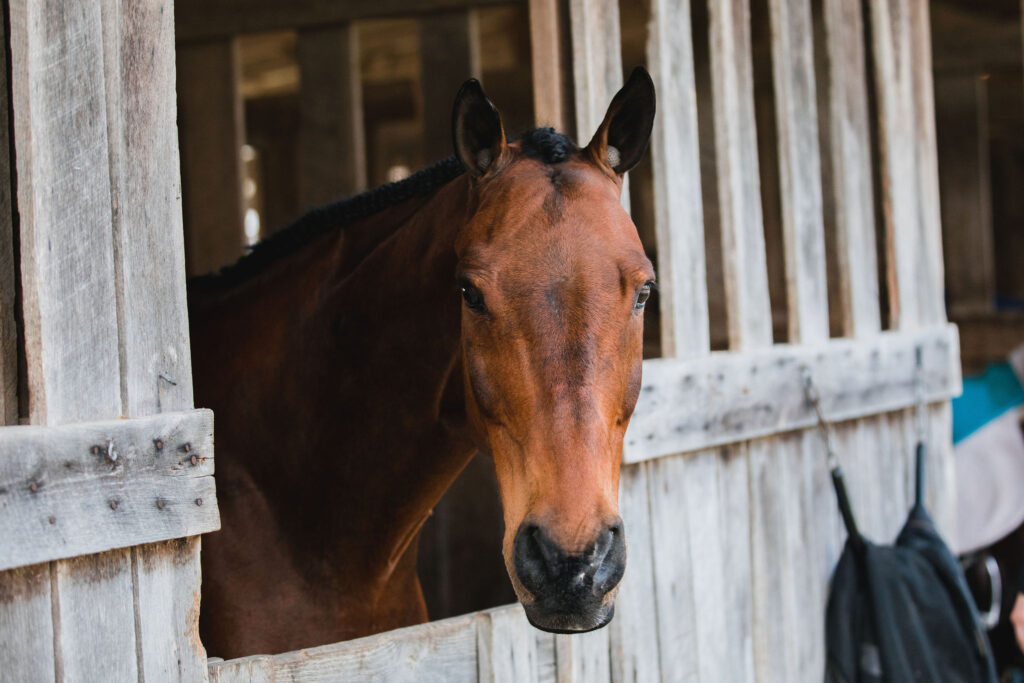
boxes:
[0,410,218,571]
[174,0,517,43]
[623,325,961,463]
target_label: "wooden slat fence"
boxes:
[201,0,958,682]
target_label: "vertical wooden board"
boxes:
[134,538,206,683]
[537,631,557,683]
[708,0,773,349]
[55,549,138,681]
[718,446,755,683]
[607,463,660,683]
[567,0,629,212]
[297,23,367,208]
[419,11,481,165]
[176,39,245,276]
[935,74,993,315]
[477,605,538,683]
[529,0,569,132]
[907,0,944,327]
[925,402,957,544]
[820,0,880,338]
[646,0,709,357]
[768,0,829,344]
[748,436,800,682]
[0,563,55,683]
[555,628,610,683]
[645,453,698,683]
[0,0,14,426]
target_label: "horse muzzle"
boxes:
[512,519,626,633]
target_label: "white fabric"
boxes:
[955,408,1024,554]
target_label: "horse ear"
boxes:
[452,79,508,177]
[585,67,656,176]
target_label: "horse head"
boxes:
[450,68,656,633]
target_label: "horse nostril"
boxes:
[513,521,627,601]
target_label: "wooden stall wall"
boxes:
[0,1,219,681]
[206,0,959,681]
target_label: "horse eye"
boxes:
[634,282,654,311]
[460,282,486,312]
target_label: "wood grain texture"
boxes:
[177,39,246,276]
[820,0,881,337]
[624,325,960,463]
[607,464,660,683]
[528,0,569,132]
[0,563,55,683]
[0,4,14,427]
[768,0,828,344]
[555,628,610,683]
[646,0,709,357]
[935,74,994,316]
[0,410,217,571]
[476,605,538,683]
[709,0,772,349]
[211,611,479,682]
[420,11,481,165]
[298,23,367,208]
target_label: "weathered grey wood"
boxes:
[420,11,481,165]
[718,444,755,683]
[297,23,367,208]
[646,0,709,357]
[624,325,960,463]
[211,610,479,682]
[529,0,569,132]
[0,4,14,427]
[820,0,881,337]
[536,631,557,683]
[134,537,207,682]
[935,73,994,316]
[607,463,660,683]
[55,548,138,681]
[555,628,610,683]
[0,409,218,570]
[769,0,829,344]
[0,563,55,683]
[709,0,772,349]
[476,605,538,683]
[174,0,514,42]
[177,39,246,276]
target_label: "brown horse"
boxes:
[190,68,656,658]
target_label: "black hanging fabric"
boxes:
[825,444,998,682]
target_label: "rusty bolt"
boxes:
[91,445,101,455]
[195,498,203,507]
[183,443,191,453]
[156,499,165,510]
[154,439,164,451]
[190,454,198,466]
[109,500,118,511]
[29,482,38,494]
[48,516,55,525]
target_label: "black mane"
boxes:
[189,128,577,290]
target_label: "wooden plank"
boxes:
[709,0,772,349]
[935,74,994,316]
[55,548,138,681]
[211,610,479,681]
[476,605,538,683]
[419,11,481,165]
[0,563,55,683]
[297,23,367,208]
[174,0,514,43]
[607,464,660,683]
[555,629,610,683]
[528,0,569,132]
[769,0,829,344]
[177,39,246,276]
[0,0,14,427]
[0,409,218,570]
[820,0,881,338]
[624,325,961,463]
[718,445,755,683]
[537,631,557,683]
[646,0,709,357]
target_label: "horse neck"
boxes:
[194,174,477,576]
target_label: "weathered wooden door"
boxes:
[0,2,219,680]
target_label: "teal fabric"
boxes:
[952,362,1024,444]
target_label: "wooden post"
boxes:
[419,11,481,165]
[0,0,14,427]
[935,73,994,316]
[177,39,246,276]
[528,0,570,132]
[297,23,367,208]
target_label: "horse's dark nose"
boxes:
[512,519,626,632]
